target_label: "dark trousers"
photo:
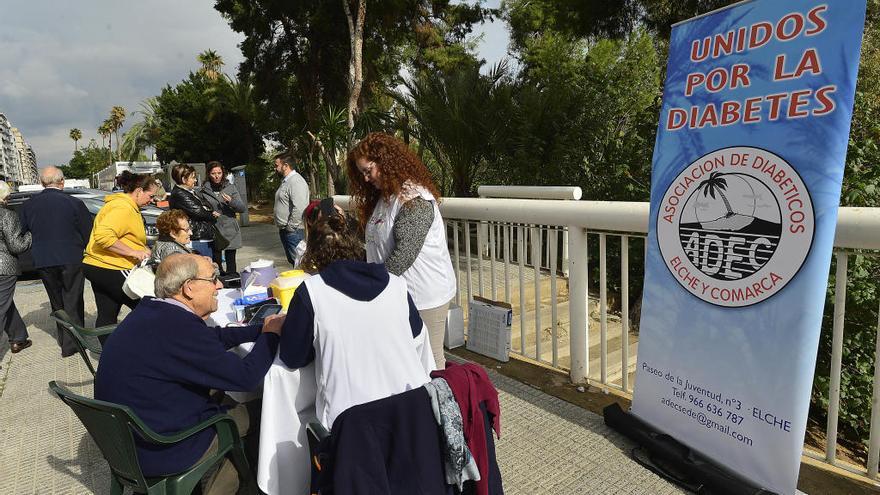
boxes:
[0,275,28,344]
[37,263,85,357]
[83,264,139,343]
[211,247,238,275]
[279,229,304,267]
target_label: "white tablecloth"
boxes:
[230,342,318,495]
[213,291,317,495]
[208,288,242,327]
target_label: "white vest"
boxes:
[365,184,457,310]
[306,273,433,429]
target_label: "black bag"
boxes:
[212,224,230,251]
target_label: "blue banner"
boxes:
[632,1,867,492]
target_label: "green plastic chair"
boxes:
[49,310,116,376]
[49,381,256,495]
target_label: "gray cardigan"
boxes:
[0,206,32,276]
[199,181,246,250]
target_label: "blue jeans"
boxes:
[279,229,305,266]
[191,240,213,257]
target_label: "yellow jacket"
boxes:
[83,193,147,270]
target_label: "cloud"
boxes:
[0,0,244,168]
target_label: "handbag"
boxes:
[122,260,156,299]
[201,187,232,251]
[212,224,231,251]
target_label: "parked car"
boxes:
[6,188,163,274]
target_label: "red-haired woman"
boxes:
[346,132,456,369]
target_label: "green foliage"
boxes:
[153,72,264,167]
[121,98,161,162]
[504,0,637,52]
[65,144,112,179]
[393,58,515,197]
[214,0,492,192]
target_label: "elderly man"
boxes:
[95,253,283,495]
[19,166,93,357]
[273,150,310,266]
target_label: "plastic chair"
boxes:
[49,310,116,376]
[49,381,256,495]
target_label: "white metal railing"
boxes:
[335,195,880,481]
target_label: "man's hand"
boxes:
[262,314,285,335]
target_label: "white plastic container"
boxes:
[466,297,512,362]
[444,304,465,349]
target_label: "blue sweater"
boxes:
[94,297,279,476]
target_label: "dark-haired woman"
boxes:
[346,132,456,369]
[280,212,434,429]
[168,163,218,258]
[83,171,157,330]
[200,161,245,274]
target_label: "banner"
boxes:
[632,1,866,493]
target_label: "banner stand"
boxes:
[603,404,776,495]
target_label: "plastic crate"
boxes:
[466,297,512,362]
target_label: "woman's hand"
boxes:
[132,249,151,262]
[212,211,221,218]
[220,192,232,203]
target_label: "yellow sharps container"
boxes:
[269,270,307,312]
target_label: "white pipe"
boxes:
[477,185,582,200]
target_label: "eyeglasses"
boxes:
[187,272,221,285]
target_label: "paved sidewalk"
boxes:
[0,222,683,494]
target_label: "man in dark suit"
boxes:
[19,166,93,357]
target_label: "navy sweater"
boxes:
[94,297,279,476]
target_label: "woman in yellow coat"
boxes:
[83,171,158,330]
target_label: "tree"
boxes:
[342,0,366,133]
[107,106,126,160]
[197,49,224,81]
[69,128,82,152]
[153,72,263,169]
[65,141,112,179]
[121,98,161,161]
[393,59,515,197]
[214,0,492,192]
[98,122,110,149]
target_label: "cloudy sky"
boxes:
[0,1,510,168]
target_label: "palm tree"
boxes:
[207,75,259,164]
[198,50,224,81]
[121,98,161,161]
[69,128,82,152]
[698,172,733,217]
[97,122,110,150]
[109,106,126,160]
[391,60,514,196]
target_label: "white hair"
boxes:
[154,253,200,298]
[40,166,65,187]
[0,181,10,203]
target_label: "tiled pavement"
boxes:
[0,222,684,494]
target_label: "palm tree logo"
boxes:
[698,172,733,218]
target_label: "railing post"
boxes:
[826,250,848,464]
[866,296,880,479]
[568,226,589,383]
